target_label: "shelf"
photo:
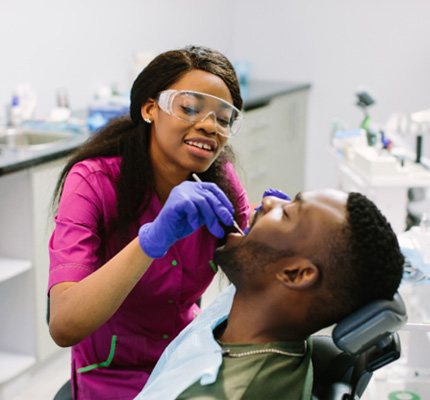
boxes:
[0,258,31,283]
[0,351,35,384]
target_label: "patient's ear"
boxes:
[276,257,319,289]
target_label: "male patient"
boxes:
[135,189,404,400]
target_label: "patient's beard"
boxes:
[214,240,294,287]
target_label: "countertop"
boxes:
[0,133,90,176]
[241,80,311,111]
[0,80,311,177]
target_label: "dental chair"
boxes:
[311,292,407,400]
[52,293,407,400]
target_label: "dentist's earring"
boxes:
[144,117,152,124]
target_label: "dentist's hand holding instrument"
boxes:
[192,173,245,236]
[139,180,237,258]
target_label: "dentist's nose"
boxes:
[195,111,218,134]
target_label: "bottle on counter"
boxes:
[50,88,71,122]
[9,94,23,127]
[3,94,25,148]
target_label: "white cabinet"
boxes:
[230,89,309,205]
[0,158,66,397]
[0,258,35,387]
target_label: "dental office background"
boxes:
[1,0,430,190]
[1,1,430,399]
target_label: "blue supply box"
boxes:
[87,98,129,132]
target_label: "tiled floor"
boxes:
[9,349,70,400]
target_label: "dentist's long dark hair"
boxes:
[52,46,243,234]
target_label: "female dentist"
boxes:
[48,45,250,399]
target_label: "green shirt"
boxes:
[177,339,313,400]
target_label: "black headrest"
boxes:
[332,292,407,355]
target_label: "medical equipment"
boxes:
[157,90,243,137]
[332,93,430,233]
[356,228,430,400]
[409,108,430,165]
[356,91,377,146]
[192,173,244,236]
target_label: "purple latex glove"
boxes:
[254,188,291,212]
[139,181,234,258]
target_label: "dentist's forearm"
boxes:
[49,238,153,346]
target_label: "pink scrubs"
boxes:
[48,156,249,400]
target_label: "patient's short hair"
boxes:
[315,192,404,325]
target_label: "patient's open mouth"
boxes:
[221,232,243,249]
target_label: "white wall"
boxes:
[231,0,430,188]
[0,0,235,116]
[1,0,430,188]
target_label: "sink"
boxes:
[0,129,74,150]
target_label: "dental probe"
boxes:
[191,173,245,236]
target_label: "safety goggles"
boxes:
[156,89,243,137]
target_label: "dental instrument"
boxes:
[191,173,245,236]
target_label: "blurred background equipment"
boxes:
[331,91,430,234]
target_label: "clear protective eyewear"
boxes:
[156,89,243,137]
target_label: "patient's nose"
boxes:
[261,196,286,212]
